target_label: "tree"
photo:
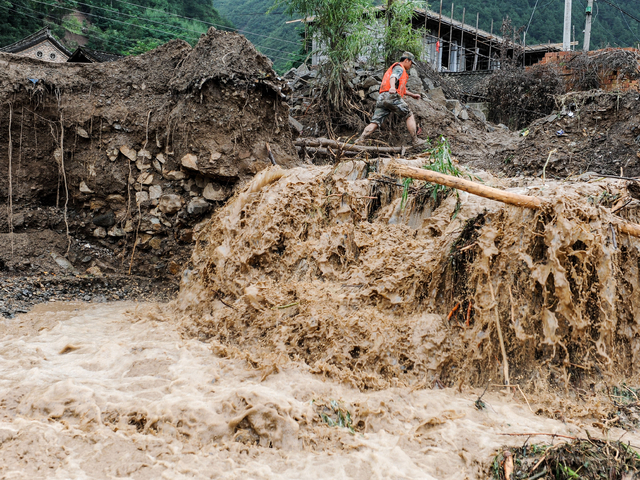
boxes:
[273,0,376,109]
[381,0,423,64]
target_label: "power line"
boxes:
[607,0,640,42]
[53,0,295,57]
[109,0,301,45]
[2,3,297,63]
[597,0,640,24]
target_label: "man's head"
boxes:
[399,51,415,70]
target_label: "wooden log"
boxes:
[295,146,358,157]
[388,161,640,239]
[388,162,544,210]
[296,137,404,154]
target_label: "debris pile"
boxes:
[503,91,640,178]
[0,28,296,277]
[175,156,640,390]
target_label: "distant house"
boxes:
[0,27,72,63]
[292,6,569,76]
[67,47,123,63]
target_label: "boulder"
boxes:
[361,77,379,89]
[406,69,424,95]
[197,152,239,180]
[77,127,89,139]
[158,194,183,215]
[427,87,447,107]
[288,116,303,135]
[93,227,107,238]
[164,170,186,181]
[446,99,463,117]
[459,108,469,121]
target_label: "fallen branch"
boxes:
[388,162,640,238]
[296,146,359,157]
[296,137,404,154]
[266,142,277,166]
[498,433,577,440]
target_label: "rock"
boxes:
[90,199,106,210]
[427,87,447,107]
[93,227,107,238]
[149,237,163,250]
[470,108,486,122]
[407,69,424,94]
[368,84,379,94]
[92,211,116,228]
[178,229,194,243]
[168,261,181,275]
[158,194,183,215]
[422,77,435,91]
[369,92,380,101]
[106,194,126,204]
[108,226,125,237]
[12,213,24,228]
[86,266,102,276]
[361,77,379,89]
[79,181,93,194]
[156,153,166,164]
[203,183,230,201]
[187,197,210,216]
[164,170,186,181]
[197,152,239,180]
[136,191,149,204]
[138,149,152,160]
[446,99,463,117]
[181,153,198,170]
[51,253,75,271]
[459,108,469,121]
[77,127,89,138]
[81,256,92,263]
[149,185,162,200]
[358,90,365,100]
[124,220,134,233]
[136,158,151,171]
[106,148,119,161]
[153,159,162,172]
[296,63,310,76]
[288,116,303,135]
[119,145,137,161]
[137,172,154,185]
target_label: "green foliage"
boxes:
[273,0,376,108]
[0,0,234,56]
[213,0,304,74]
[381,0,423,64]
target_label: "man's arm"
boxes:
[405,89,422,99]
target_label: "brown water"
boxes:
[1,301,633,479]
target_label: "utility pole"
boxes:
[583,0,594,51]
[563,0,572,51]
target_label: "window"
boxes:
[36,51,43,58]
[50,53,56,60]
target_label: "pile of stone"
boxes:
[284,61,489,124]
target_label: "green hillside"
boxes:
[0,0,234,56]
[212,0,304,73]
[214,0,640,72]
[432,1,640,51]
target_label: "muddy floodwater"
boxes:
[1,301,633,479]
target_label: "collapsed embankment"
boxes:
[174,160,640,391]
[0,28,296,278]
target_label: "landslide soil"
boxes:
[0,28,297,311]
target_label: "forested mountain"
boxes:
[436,0,640,50]
[2,0,640,70]
[213,0,640,73]
[0,0,233,56]
[212,0,303,73]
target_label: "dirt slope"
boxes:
[0,28,296,278]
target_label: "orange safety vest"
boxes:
[379,63,409,97]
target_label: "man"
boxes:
[356,51,425,147]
